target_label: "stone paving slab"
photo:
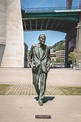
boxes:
[0,68,81,122]
[0,68,81,86]
[0,95,81,122]
[6,84,64,95]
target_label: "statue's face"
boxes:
[39,35,46,45]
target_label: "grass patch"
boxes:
[0,84,13,95]
[57,86,81,95]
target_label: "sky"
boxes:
[24,31,66,49]
[21,0,80,50]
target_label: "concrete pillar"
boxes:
[65,29,76,68]
[0,0,6,66]
[65,38,69,67]
[0,0,24,67]
[76,13,81,69]
[79,0,81,9]
[66,0,73,10]
[24,43,28,68]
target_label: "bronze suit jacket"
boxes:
[29,44,50,73]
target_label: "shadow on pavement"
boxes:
[34,96,55,103]
[43,96,55,103]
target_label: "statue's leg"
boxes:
[39,73,47,102]
[33,73,40,97]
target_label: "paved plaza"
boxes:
[0,68,81,122]
[0,67,81,86]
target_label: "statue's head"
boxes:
[38,34,46,45]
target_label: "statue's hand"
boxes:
[46,64,50,72]
[31,61,36,68]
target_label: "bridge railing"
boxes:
[21,6,81,13]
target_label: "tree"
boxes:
[68,52,77,67]
[51,40,65,51]
[51,59,55,63]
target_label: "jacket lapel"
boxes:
[34,44,47,60]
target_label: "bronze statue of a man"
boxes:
[29,34,50,106]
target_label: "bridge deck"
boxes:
[22,9,80,32]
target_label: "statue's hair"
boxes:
[38,34,46,40]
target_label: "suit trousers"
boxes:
[32,69,47,101]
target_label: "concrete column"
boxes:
[1,0,24,67]
[76,13,81,69]
[0,0,6,66]
[79,0,81,9]
[65,29,76,68]
[65,38,69,67]
[24,43,28,68]
[66,0,73,10]
[0,0,6,45]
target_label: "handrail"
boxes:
[21,6,81,13]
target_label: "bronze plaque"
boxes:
[35,115,51,119]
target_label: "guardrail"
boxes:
[21,6,81,13]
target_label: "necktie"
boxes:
[39,46,44,59]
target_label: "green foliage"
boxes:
[58,86,81,95]
[52,40,65,51]
[56,58,64,63]
[0,84,13,95]
[56,58,60,63]
[51,59,55,63]
[68,52,77,64]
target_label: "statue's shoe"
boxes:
[38,100,43,106]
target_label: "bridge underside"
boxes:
[22,10,79,33]
[23,18,77,33]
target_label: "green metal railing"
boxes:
[21,6,81,13]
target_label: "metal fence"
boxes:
[21,6,81,13]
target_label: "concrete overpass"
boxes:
[0,0,81,69]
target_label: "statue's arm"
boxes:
[48,46,51,62]
[46,46,51,72]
